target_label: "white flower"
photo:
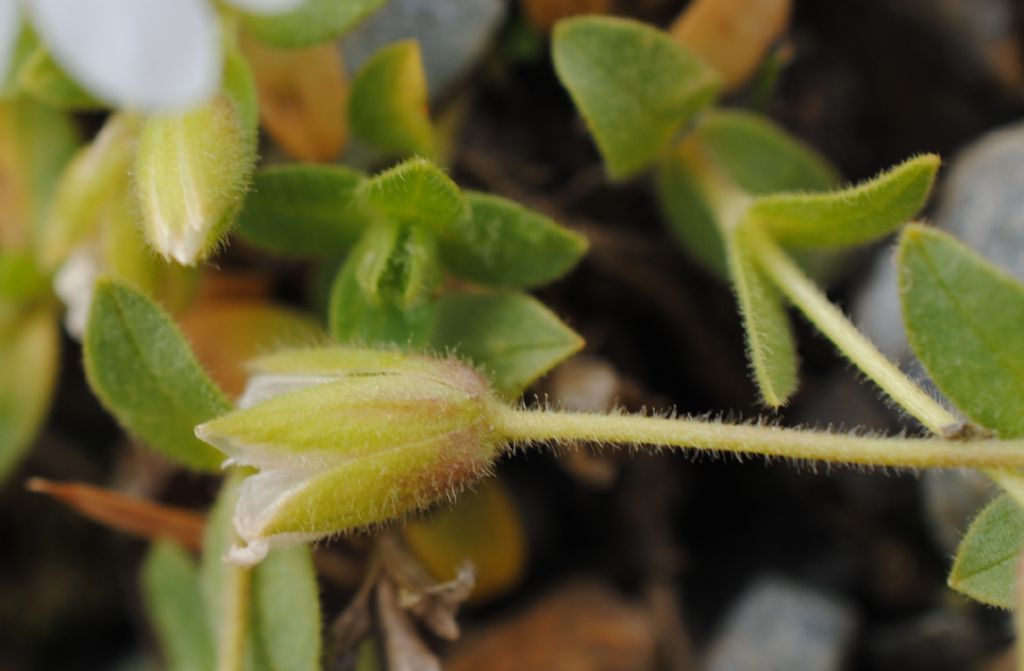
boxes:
[0,0,304,112]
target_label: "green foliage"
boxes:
[0,307,59,480]
[438,192,589,288]
[357,157,464,227]
[243,0,387,48]
[552,16,719,180]
[727,224,798,407]
[352,220,442,308]
[948,495,1023,609]
[696,110,839,194]
[236,165,366,255]
[748,154,939,249]
[18,48,105,110]
[899,225,1024,438]
[83,279,230,471]
[349,40,435,158]
[142,541,215,671]
[251,547,322,671]
[433,291,585,397]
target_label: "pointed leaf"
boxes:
[142,541,216,671]
[728,223,798,406]
[552,16,720,180]
[358,157,465,228]
[898,225,1024,437]
[244,0,386,48]
[949,495,1022,609]
[432,291,584,397]
[27,0,221,112]
[748,154,939,249]
[0,306,58,480]
[437,192,588,288]
[237,165,367,256]
[83,279,230,471]
[349,40,435,158]
[696,109,838,194]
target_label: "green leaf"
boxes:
[949,494,1022,609]
[696,109,839,194]
[18,47,106,110]
[352,220,442,309]
[898,225,1024,437]
[437,192,588,288]
[236,165,366,256]
[251,547,321,671]
[552,16,719,180]
[0,307,59,480]
[357,157,465,228]
[727,224,798,407]
[349,40,435,158]
[328,255,438,347]
[243,0,386,48]
[83,279,230,470]
[432,291,584,397]
[748,154,939,249]
[142,541,215,671]
[655,143,729,275]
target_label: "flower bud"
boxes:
[194,347,504,565]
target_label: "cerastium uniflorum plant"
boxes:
[5,2,1024,668]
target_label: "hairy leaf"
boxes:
[142,541,215,671]
[552,16,719,180]
[357,157,465,228]
[899,225,1024,438]
[237,165,366,256]
[432,291,584,397]
[949,495,1022,609]
[244,0,386,48]
[438,192,588,288]
[748,154,939,249]
[83,279,230,470]
[251,546,321,671]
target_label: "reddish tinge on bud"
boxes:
[194,347,503,565]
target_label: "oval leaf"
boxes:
[251,546,322,671]
[237,164,366,256]
[696,109,838,194]
[244,0,386,48]
[432,291,584,397]
[552,16,720,180]
[898,225,1024,437]
[438,192,588,288]
[349,39,435,158]
[748,154,939,249]
[357,157,465,228]
[83,279,230,471]
[949,495,1022,609]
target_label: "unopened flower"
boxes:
[0,0,303,112]
[195,347,505,565]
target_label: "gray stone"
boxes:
[705,577,857,671]
[341,0,505,101]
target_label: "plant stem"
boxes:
[216,563,252,671]
[495,406,1024,469]
[750,229,957,434]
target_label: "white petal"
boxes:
[0,0,19,86]
[26,0,221,112]
[228,467,322,565]
[53,246,101,340]
[222,0,304,16]
[236,373,340,409]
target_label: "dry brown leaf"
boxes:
[243,35,348,162]
[446,582,657,671]
[376,578,442,671]
[27,478,205,550]
[520,0,612,33]
[670,0,791,91]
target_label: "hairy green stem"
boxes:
[496,406,1024,469]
